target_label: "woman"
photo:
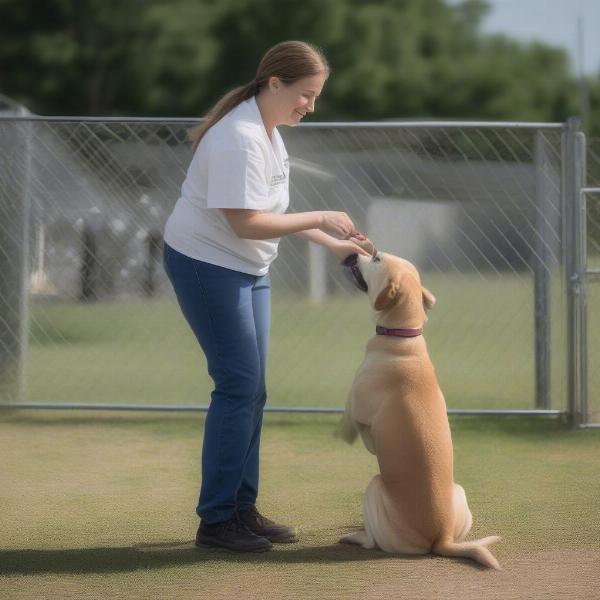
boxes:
[163,40,371,553]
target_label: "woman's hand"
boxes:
[318,211,357,239]
[348,235,376,256]
[330,238,373,261]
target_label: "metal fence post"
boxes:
[19,122,33,403]
[0,120,32,403]
[143,230,162,297]
[533,132,554,409]
[576,133,589,426]
[562,118,586,427]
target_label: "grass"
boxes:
[23,270,574,412]
[0,411,599,599]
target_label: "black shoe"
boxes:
[195,515,272,552]
[237,507,298,543]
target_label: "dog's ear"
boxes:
[374,279,399,311]
[422,286,436,310]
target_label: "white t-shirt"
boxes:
[164,97,290,276]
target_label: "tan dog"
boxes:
[338,251,500,570]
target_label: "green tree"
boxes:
[0,0,148,115]
[0,0,594,134]
[132,0,220,117]
[175,0,581,126]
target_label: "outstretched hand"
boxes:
[331,233,376,261]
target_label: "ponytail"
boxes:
[188,41,329,152]
[188,80,259,151]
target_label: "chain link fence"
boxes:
[0,117,573,416]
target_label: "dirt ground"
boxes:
[1,412,599,599]
[2,546,599,599]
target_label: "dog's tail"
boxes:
[335,411,359,444]
[432,536,501,570]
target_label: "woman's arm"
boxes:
[294,228,338,248]
[221,209,357,241]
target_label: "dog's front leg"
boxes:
[335,391,359,444]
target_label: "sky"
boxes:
[451,0,600,75]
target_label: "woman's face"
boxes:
[273,72,327,127]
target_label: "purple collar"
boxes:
[376,325,422,338]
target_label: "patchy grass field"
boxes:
[25,270,572,412]
[1,411,599,599]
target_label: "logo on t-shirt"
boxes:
[270,172,287,187]
[270,157,289,188]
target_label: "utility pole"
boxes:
[577,15,590,131]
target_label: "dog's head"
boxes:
[344,252,435,325]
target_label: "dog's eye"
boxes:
[373,256,381,263]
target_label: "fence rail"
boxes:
[0,115,564,128]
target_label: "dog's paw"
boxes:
[340,530,374,548]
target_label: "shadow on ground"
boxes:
[0,539,464,575]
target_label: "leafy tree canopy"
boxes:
[0,0,593,132]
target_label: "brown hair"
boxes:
[188,41,329,150]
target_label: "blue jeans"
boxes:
[163,243,270,524]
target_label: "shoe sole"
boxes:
[268,535,299,544]
[195,537,272,553]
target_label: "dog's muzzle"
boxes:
[341,254,368,292]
